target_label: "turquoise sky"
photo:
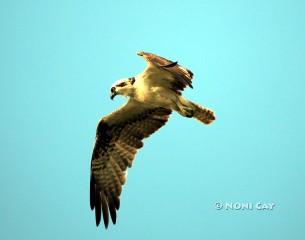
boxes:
[1,0,304,239]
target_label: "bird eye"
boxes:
[129,77,135,85]
[111,87,115,92]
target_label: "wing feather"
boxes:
[101,192,109,228]
[137,51,194,93]
[94,185,101,226]
[90,174,95,210]
[90,99,172,228]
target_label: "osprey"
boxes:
[90,51,215,229]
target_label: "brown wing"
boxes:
[90,99,172,228]
[137,51,194,93]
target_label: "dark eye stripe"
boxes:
[117,82,126,87]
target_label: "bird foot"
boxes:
[181,107,194,118]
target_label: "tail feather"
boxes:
[190,102,215,124]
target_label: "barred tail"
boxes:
[190,102,216,124]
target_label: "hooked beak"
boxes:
[110,92,117,100]
[110,89,117,100]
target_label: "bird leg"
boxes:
[174,96,215,124]
[175,96,194,118]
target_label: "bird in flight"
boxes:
[90,51,215,229]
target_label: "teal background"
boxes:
[1,0,304,239]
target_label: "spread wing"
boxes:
[137,51,194,93]
[90,99,172,228]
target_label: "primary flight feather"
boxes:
[90,51,215,229]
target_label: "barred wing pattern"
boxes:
[90,100,172,228]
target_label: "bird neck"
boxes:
[120,87,135,98]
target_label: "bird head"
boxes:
[110,77,136,100]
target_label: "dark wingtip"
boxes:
[95,216,101,227]
[101,193,109,229]
[162,61,178,68]
[108,200,117,224]
[94,192,101,226]
[185,79,193,89]
[187,69,194,78]
[90,175,95,210]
